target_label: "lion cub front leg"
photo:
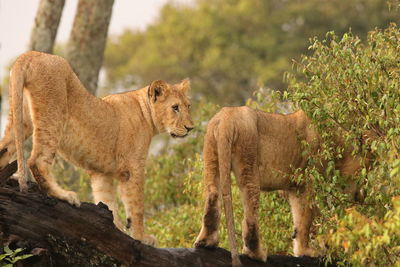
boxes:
[119,162,157,246]
[234,145,267,262]
[239,180,266,262]
[287,190,318,257]
[91,172,124,229]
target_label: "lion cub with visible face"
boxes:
[0,51,194,246]
[194,106,369,266]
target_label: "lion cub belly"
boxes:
[58,121,117,173]
[258,139,304,191]
[258,163,293,191]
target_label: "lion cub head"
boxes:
[148,79,194,137]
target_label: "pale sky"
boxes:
[0,0,191,81]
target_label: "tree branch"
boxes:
[0,161,332,267]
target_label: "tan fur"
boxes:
[194,106,369,266]
[0,51,194,246]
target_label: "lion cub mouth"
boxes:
[170,133,188,138]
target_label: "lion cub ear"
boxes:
[148,80,167,102]
[178,78,190,94]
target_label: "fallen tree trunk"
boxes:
[0,161,334,267]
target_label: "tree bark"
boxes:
[65,0,114,95]
[29,0,65,53]
[0,162,333,267]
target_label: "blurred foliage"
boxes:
[286,23,400,265]
[104,0,399,105]
[388,0,400,9]
[246,87,293,114]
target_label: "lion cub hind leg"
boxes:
[194,139,221,249]
[27,96,80,206]
[91,173,123,229]
[235,158,267,263]
[28,147,80,207]
[287,190,318,257]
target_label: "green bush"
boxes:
[286,23,400,265]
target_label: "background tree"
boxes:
[29,0,65,53]
[66,0,114,95]
[1,0,65,128]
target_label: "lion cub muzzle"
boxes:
[169,123,194,138]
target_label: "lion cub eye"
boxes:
[172,104,180,112]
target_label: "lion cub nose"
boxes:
[185,126,194,132]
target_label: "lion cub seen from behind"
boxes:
[194,106,369,267]
[0,51,194,246]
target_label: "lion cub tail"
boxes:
[9,64,27,191]
[217,123,242,267]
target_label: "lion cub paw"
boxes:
[141,234,158,247]
[11,172,28,192]
[232,256,243,267]
[243,246,267,262]
[194,232,219,248]
[294,246,319,257]
[58,190,81,207]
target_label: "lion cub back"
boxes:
[204,107,320,191]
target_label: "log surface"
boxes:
[0,161,334,266]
